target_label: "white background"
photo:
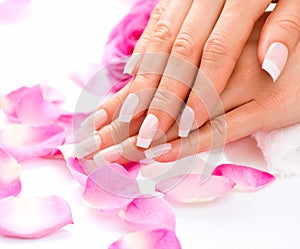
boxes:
[0,1,299,249]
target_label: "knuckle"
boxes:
[210,115,227,140]
[202,32,232,62]
[173,32,195,58]
[274,14,300,38]
[150,4,165,22]
[152,20,173,42]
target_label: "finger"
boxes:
[124,0,171,75]
[76,114,146,159]
[154,100,266,162]
[178,0,271,136]
[259,0,300,81]
[137,0,225,148]
[80,82,131,132]
[118,0,194,124]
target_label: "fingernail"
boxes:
[145,143,172,159]
[118,93,139,123]
[262,42,288,82]
[75,134,101,158]
[123,53,141,75]
[137,114,158,149]
[94,144,123,163]
[81,109,108,132]
[178,106,195,137]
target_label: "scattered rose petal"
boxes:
[16,85,64,126]
[0,85,65,126]
[0,0,30,23]
[0,195,73,239]
[119,197,176,231]
[0,148,21,199]
[66,157,98,186]
[82,164,139,212]
[41,85,65,103]
[109,229,181,249]
[156,174,235,203]
[0,86,28,122]
[0,123,65,162]
[212,164,276,191]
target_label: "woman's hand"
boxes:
[81,0,300,151]
[78,13,300,164]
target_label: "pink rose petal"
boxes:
[82,164,139,212]
[0,123,65,162]
[0,195,73,239]
[109,229,181,249]
[212,164,276,191]
[156,174,235,203]
[0,85,66,126]
[66,157,98,186]
[0,149,21,199]
[0,0,30,23]
[119,197,176,231]
[16,85,64,126]
[0,86,28,122]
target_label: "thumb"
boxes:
[258,0,300,82]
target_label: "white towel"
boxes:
[252,123,300,175]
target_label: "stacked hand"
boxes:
[77,2,300,164]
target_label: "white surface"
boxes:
[0,1,299,249]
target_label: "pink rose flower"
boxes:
[102,0,158,92]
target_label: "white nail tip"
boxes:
[262,58,281,82]
[178,129,190,138]
[136,137,152,149]
[178,106,195,137]
[75,135,101,158]
[118,93,139,123]
[123,53,141,75]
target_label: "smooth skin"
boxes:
[90,13,300,164]
[83,0,300,150]
[124,0,300,146]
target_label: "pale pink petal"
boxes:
[82,164,139,212]
[109,229,181,249]
[0,86,28,121]
[41,85,65,103]
[0,124,65,162]
[212,164,276,191]
[156,174,235,203]
[119,197,176,231]
[0,195,73,239]
[65,157,98,186]
[16,85,63,126]
[0,0,30,23]
[0,149,21,199]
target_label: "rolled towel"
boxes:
[252,123,300,175]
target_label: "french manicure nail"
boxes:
[262,42,288,82]
[145,143,172,159]
[137,114,158,149]
[123,53,141,75]
[75,134,101,158]
[118,93,139,123]
[81,109,108,132]
[94,144,123,163]
[178,106,195,137]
